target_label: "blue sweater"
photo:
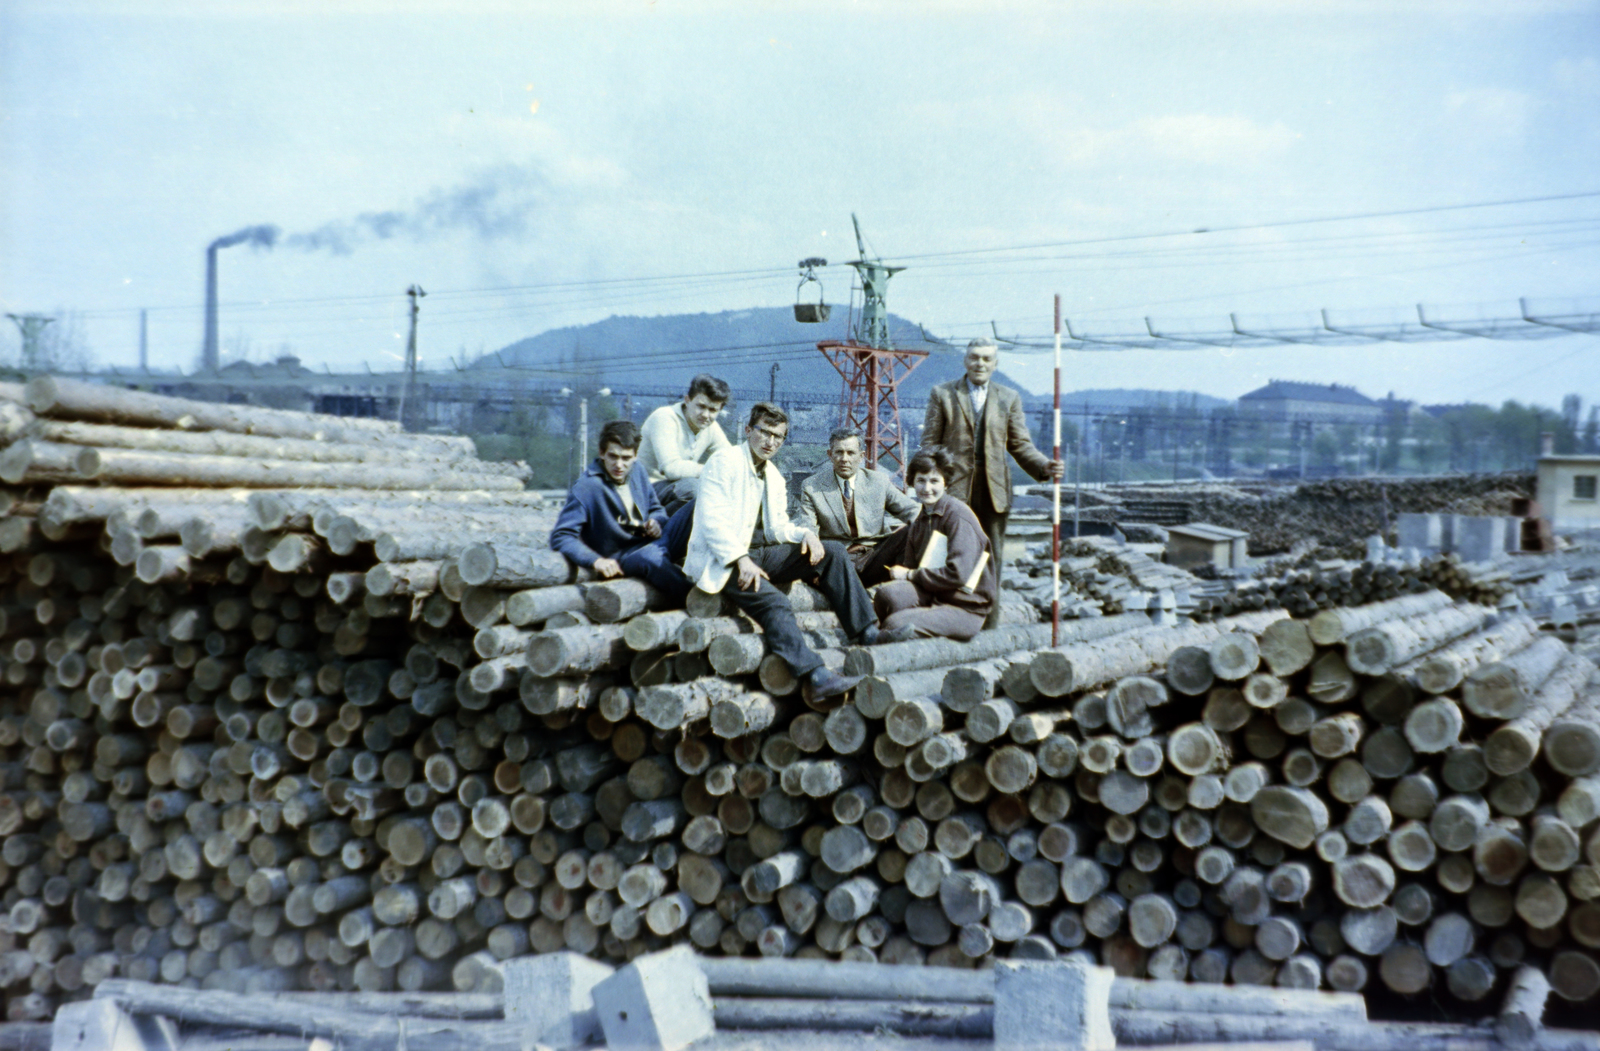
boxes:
[549,460,669,568]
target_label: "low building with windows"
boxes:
[1537,454,1600,532]
[1238,381,1384,422]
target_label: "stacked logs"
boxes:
[1195,553,1515,620]
[0,381,1596,1036]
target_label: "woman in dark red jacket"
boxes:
[873,445,997,641]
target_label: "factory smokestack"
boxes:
[202,225,279,373]
[203,245,218,372]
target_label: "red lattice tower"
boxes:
[811,216,926,475]
[817,339,927,476]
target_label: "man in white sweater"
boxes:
[637,374,732,513]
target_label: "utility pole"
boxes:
[139,309,149,370]
[769,362,781,404]
[6,314,54,370]
[397,285,425,430]
[563,386,611,481]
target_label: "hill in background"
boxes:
[483,306,1232,410]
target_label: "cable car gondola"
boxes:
[793,257,831,323]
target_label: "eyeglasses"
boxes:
[752,427,786,445]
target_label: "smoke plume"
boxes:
[209,224,281,251]
[282,166,545,255]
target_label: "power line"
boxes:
[885,189,1600,264]
[65,191,1600,321]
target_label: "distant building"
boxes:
[1238,381,1383,422]
[1537,453,1600,532]
[1165,523,1249,570]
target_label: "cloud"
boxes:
[1127,113,1300,166]
[1041,112,1298,168]
[1554,56,1600,97]
[1443,87,1533,139]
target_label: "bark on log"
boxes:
[625,610,691,652]
[1029,612,1283,698]
[585,579,667,624]
[458,544,578,589]
[1345,604,1495,676]
[1259,619,1317,677]
[843,621,1058,676]
[1542,691,1600,778]
[1486,654,1596,776]
[92,979,523,1050]
[74,445,521,491]
[0,440,80,485]
[1308,590,1453,646]
[34,418,504,471]
[1395,615,1541,695]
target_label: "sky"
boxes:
[2,0,1598,409]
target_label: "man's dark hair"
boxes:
[747,402,789,430]
[827,427,862,449]
[598,420,642,454]
[686,375,731,404]
[906,445,956,482]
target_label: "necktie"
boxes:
[843,482,857,537]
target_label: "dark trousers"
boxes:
[653,478,698,516]
[969,478,1007,629]
[854,527,909,587]
[618,500,697,605]
[874,580,986,641]
[661,499,696,564]
[723,540,874,678]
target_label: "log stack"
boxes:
[0,380,1596,1041]
[1192,552,1516,620]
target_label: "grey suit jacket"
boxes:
[921,377,1053,514]
[794,465,920,543]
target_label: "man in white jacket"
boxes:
[637,374,732,513]
[682,402,882,704]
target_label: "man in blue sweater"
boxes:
[549,419,693,604]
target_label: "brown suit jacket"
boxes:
[921,377,1052,513]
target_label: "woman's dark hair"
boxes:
[906,445,955,482]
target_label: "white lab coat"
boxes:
[682,443,808,594]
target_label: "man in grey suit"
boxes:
[922,338,1064,626]
[795,428,922,572]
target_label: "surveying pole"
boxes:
[1051,295,1062,646]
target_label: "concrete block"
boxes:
[1452,516,1501,563]
[1503,516,1523,553]
[53,999,179,1051]
[1396,513,1441,552]
[1365,534,1389,562]
[993,957,1116,1051]
[504,951,614,1050]
[592,946,714,1051]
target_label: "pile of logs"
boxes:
[1194,553,1516,620]
[0,379,1596,1039]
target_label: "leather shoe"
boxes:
[854,626,883,647]
[880,625,918,644]
[802,667,863,706]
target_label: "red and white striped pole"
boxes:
[1052,294,1062,647]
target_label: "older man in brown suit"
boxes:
[921,338,1064,626]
